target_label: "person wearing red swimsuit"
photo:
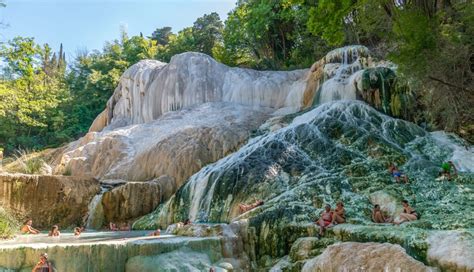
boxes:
[315,204,334,236]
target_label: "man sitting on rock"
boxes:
[438,161,457,181]
[20,219,40,234]
[372,204,392,223]
[238,199,264,214]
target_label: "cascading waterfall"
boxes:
[85,185,111,229]
[316,46,369,104]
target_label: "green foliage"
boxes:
[219,0,330,69]
[307,0,355,46]
[154,13,224,62]
[192,12,223,56]
[0,37,69,153]
[150,26,173,46]
[0,31,159,155]
[10,149,47,174]
[0,207,18,239]
[305,0,473,141]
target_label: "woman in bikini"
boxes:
[315,204,334,236]
[333,201,346,224]
[394,200,418,225]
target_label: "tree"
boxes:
[150,26,173,46]
[192,12,224,56]
[0,37,69,153]
[219,0,329,69]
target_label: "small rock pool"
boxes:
[0,230,173,248]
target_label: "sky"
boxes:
[0,0,236,59]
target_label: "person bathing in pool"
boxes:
[48,225,60,237]
[20,219,40,234]
[388,163,409,183]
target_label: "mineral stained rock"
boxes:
[0,174,99,228]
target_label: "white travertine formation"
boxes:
[100,53,308,130]
[55,102,270,183]
[302,242,434,272]
[427,231,474,271]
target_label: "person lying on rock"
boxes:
[333,201,346,224]
[388,163,409,183]
[32,253,53,272]
[48,225,60,237]
[315,204,334,236]
[438,161,457,181]
[394,200,418,225]
[174,219,192,229]
[372,204,392,223]
[20,219,40,234]
[238,199,264,214]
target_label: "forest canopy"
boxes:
[0,0,472,155]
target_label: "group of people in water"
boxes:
[20,219,84,237]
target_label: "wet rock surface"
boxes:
[0,174,99,228]
[136,101,473,270]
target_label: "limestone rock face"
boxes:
[105,55,307,128]
[54,103,269,185]
[427,231,474,271]
[0,174,99,228]
[301,242,434,272]
[102,181,161,224]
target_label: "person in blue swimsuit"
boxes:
[388,163,409,183]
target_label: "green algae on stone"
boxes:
[136,101,473,267]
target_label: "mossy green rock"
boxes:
[135,101,473,269]
[289,237,336,262]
